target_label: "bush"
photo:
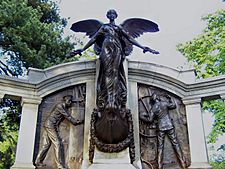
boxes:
[210,161,225,169]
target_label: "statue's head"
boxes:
[63,95,73,107]
[106,9,118,21]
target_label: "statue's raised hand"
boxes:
[70,49,83,57]
[143,47,159,54]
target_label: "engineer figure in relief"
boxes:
[148,93,187,169]
[35,95,83,169]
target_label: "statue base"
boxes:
[89,108,135,163]
[87,148,135,169]
[188,162,212,169]
[11,162,35,169]
[87,163,136,169]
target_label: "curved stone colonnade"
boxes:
[1,58,225,169]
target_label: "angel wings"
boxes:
[71,18,159,38]
[70,15,159,56]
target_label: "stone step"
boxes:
[87,163,136,169]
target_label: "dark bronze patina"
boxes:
[148,93,187,169]
[138,85,190,169]
[70,9,159,164]
[35,95,84,169]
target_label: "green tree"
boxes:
[177,10,225,147]
[0,99,21,169]
[0,0,80,168]
[177,10,225,79]
[0,0,78,77]
[210,161,225,169]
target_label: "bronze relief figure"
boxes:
[70,9,159,163]
[35,95,84,169]
[138,85,190,169]
[148,93,187,169]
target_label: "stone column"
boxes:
[183,98,211,169]
[81,80,96,169]
[128,81,142,169]
[11,97,42,169]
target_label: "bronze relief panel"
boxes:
[34,84,86,169]
[138,84,190,169]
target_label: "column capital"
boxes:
[0,93,5,104]
[220,94,225,100]
[182,97,202,105]
[21,97,42,106]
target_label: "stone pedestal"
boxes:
[188,162,212,169]
[88,163,135,169]
[87,149,135,169]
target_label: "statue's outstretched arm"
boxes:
[70,34,98,57]
[121,29,159,54]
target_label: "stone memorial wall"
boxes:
[1,59,224,169]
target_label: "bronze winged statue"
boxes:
[70,9,159,112]
[70,9,159,163]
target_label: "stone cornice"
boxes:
[28,60,96,83]
[0,59,225,102]
[128,60,225,100]
[0,75,36,98]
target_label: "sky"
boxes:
[54,0,224,69]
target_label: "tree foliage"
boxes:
[0,99,21,169]
[203,100,225,143]
[177,10,225,146]
[0,0,78,77]
[210,161,225,169]
[0,0,81,168]
[177,10,225,79]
